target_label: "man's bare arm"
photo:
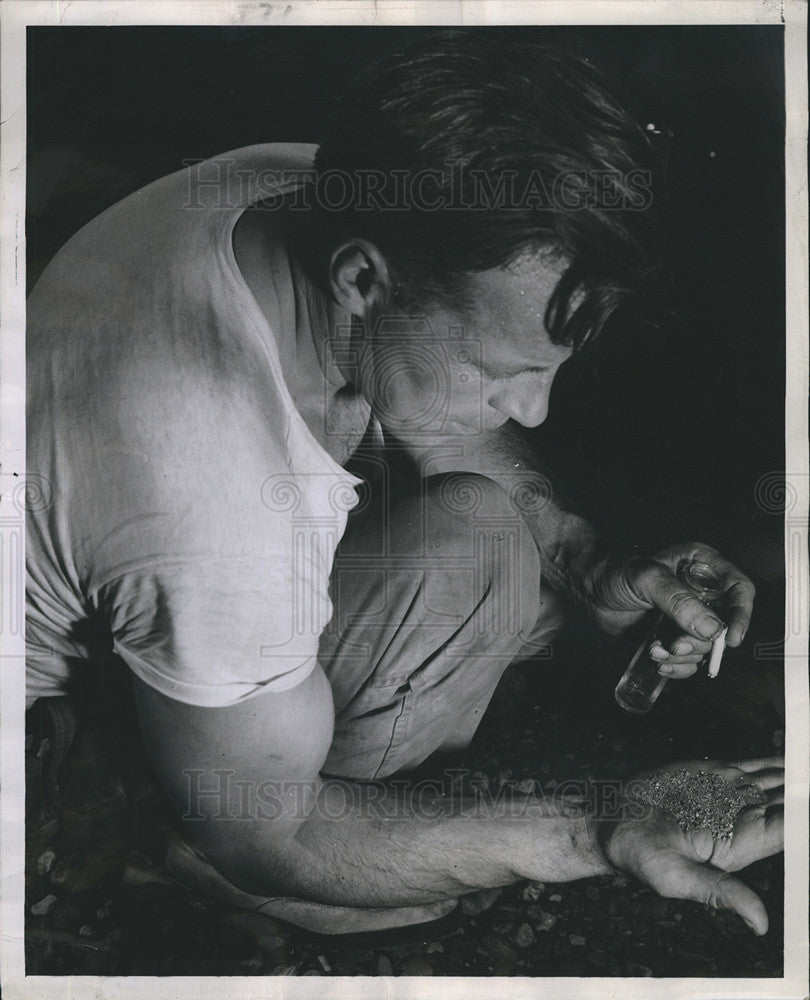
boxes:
[400,420,603,606]
[396,421,755,654]
[133,667,608,909]
[133,668,780,932]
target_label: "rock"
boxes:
[569,934,586,947]
[514,923,536,949]
[477,936,518,974]
[27,928,114,960]
[426,942,444,954]
[400,956,433,975]
[627,961,653,976]
[521,882,545,901]
[477,935,517,963]
[225,912,288,964]
[31,895,58,916]
[49,843,127,894]
[612,875,629,888]
[78,925,94,938]
[122,862,175,888]
[376,955,394,976]
[270,964,298,975]
[460,887,501,916]
[36,849,57,876]
[549,893,562,902]
[95,899,114,921]
[316,954,331,973]
[531,909,557,932]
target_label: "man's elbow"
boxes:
[193,811,309,899]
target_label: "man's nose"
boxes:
[490,386,551,428]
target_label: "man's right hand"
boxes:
[600,757,784,935]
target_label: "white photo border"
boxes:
[1,2,807,998]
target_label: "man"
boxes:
[27,34,782,937]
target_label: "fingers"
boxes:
[712,873,769,935]
[728,756,785,772]
[649,636,708,680]
[663,635,713,657]
[717,578,756,647]
[738,768,785,792]
[657,857,769,935]
[641,546,755,648]
[689,827,715,862]
[722,803,785,872]
[637,564,725,642]
[764,787,784,807]
[758,801,785,850]
[681,547,756,645]
[650,640,709,663]
[657,660,700,680]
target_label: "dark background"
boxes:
[27,24,786,675]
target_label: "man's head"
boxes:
[292,31,659,434]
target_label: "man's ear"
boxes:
[328,239,392,320]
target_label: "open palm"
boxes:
[603,757,784,935]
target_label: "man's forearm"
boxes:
[397,421,611,606]
[215,779,611,908]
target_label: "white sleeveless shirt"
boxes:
[26,144,363,707]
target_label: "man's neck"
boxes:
[232,205,369,464]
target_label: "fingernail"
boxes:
[696,615,722,638]
[674,640,693,655]
[659,664,673,675]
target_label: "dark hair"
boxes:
[296,31,661,350]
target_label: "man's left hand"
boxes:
[601,757,784,935]
[585,542,755,679]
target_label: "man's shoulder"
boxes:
[184,142,317,207]
[29,143,318,300]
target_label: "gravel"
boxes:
[632,769,763,840]
[24,641,783,977]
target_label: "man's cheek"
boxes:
[443,368,487,433]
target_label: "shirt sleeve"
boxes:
[74,353,337,707]
[94,554,320,706]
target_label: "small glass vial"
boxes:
[614,560,724,714]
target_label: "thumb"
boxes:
[671,857,769,935]
[689,827,715,862]
[640,564,724,641]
